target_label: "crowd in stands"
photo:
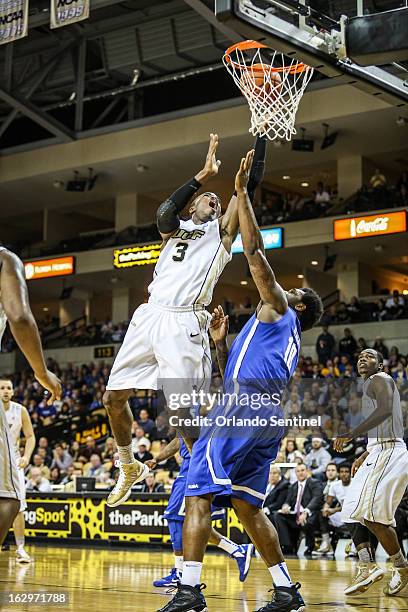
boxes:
[256,169,407,225]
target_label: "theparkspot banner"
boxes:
[50,0,89,29]
[0,0,29,45]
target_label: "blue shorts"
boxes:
[185,398,284,508]
[164,459,226,521]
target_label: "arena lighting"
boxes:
[240,280,248,285]
[311,260,318,266]
[297,274,304,279]
[65,168,98,192]
[300,182,309,187]
[282,175,290,180]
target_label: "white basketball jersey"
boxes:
[0,247,7,343]
[363,371,404,449]
[4,401,23,452]
[148,218,232,307]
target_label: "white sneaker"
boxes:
[16,548,31,564]
[313,540,333,556]
[344,562,384,595]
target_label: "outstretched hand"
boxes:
[209,305,229,344]
[235,149,254,193]
[333,435,352,452]
[197,133,221,183]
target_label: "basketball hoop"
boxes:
[223,41,314,141]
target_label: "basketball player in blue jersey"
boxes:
[148,436,254,588]
[159,151,323,612]
[104,133,269,508]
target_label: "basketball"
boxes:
[242,64,282,99]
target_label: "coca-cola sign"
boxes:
[334,211,407,241]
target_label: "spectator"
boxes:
[31,453,51,480]
[102,437,116,463]
[385,289,404,310]
[84,454,106,482]
[315,325,335,365]
[338,328,357,361]
[385,295,405,320]
[372,336,389,360]
[315,182,330,212]
[316,463,352,554]
[50,466,62,485]
[273,463,324,555]
[155,414,170,440]
[154,439,179,473]
[284,439,304,464]
[139,472,165,493]
[347,297,362,322]
[80,436,102,461]
[323,463,338,496]
[320,359,340,378]
[137,408,156,437]
[336,302,351,324]
[26,467,53,493]
[51,443,73,473]
[264,466,290,517]
[369,168,386,190]
[134,442,154,463]
[131,425,151,453]
[304,437,332,480]
[37,401,57,426]
[37,436,52,464]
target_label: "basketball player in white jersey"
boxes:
[1,378,35,562]
[335,348,408,597]
[104,133,268,507]
[0,247,61,547]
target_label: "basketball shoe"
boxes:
[344,562,384,595]
[107,460,149,507]
[153,568,180,588]
[156,583,207,612]
[255,583,305,611]
[16,548,31,564]
[383,566,408,596]
[231,543,254,582]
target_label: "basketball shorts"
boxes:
[0,403,23,505]
[342,441,408,526]
[106,301,212,401]
[15,454,27,512]
[185,397,284,509]
[164,461,225,521]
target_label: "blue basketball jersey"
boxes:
[224,307,301,399]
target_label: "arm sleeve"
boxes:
[157,177,202,233]
[247,135,267,203]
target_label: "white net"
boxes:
[223,41,314,141]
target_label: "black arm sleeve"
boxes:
[156,177,202,234]
[247,135,267,203]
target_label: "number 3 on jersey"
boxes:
[172,242,188,262]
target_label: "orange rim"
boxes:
[224,40,310,75]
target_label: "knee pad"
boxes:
[168,519,183,552]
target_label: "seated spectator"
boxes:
[336,303,351,324]
[63,468,85,492]
[50,466,62,485]
[31,453,51,480]
[84,454,106,482]
[385,289,404,310]
[346,297,362,322]
[155,414,170,440]
[304,437,332,480]
[320,359,340,378]
[388,346,401,368]
[273,463,324,555]
[131,425,151,453]
[264,466,290,517]
[373,336,389,360]
[284,439,304,464]
[152,439,179,473]
[134,442,153,464]
[323,463,338,496]
[392,363,407,384]
[80,436,102,461]
[139,472,165,494]
[37,400,57,426]
[102,437,116,463]
[51,443,73,473]
[385,295,405,320]
[37,436,52,465]
[137,408,156,437]
[316,463,352,554]
[26,467,52,492]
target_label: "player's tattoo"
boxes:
[214,341,229,377]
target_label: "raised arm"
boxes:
[157,133,221,240]
[235,151,288,317]
[220,135,267,252]
[209,305,229,377]
[0,250,61,404]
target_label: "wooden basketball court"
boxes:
[1,545,407,612]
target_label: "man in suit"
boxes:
[274,462,324,555]
[264,466,290,517]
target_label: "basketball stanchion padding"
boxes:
[223,40,314,141]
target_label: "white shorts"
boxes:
[106,301,212,399]
[16,458,27,512]
[342,441,408,526]
[0,403,23,505]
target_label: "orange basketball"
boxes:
[242,64,282,99]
